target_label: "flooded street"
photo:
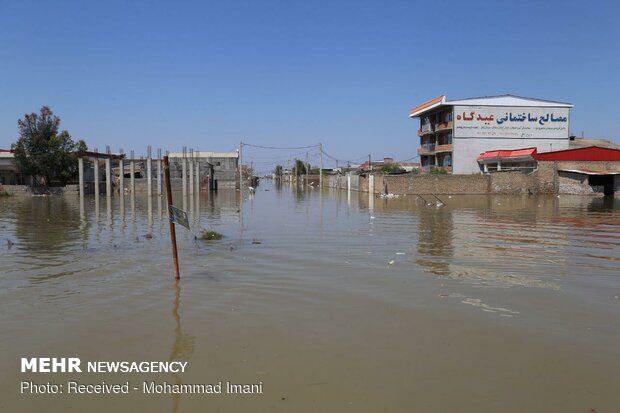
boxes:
[1,183,619,412]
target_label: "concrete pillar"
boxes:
[147,157,152,197]
[157,159,162,195]
[483,163,488,173]
[182,158,187,199]
[130,160,135,193]
[93,159,99,194]
[189,160,194,196]
[368,174,375,211]
[195,160,200,192]
[347,172,351,202]
[497,160,502,171]
[78,157,84,197]
[105,158,112,198]
[119,159,124,194]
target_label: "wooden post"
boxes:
[164,156,180,279]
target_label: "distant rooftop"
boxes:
[409,94,573,118]
[168,151,238,159]
[569,138,620,150]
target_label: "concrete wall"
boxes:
[453,137,569,174]
[377,174,489,195]
[332,164,564,196]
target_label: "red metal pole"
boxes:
[163,156,180,279]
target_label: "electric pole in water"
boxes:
[319,143,323,188]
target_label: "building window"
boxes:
[443,154,452,167]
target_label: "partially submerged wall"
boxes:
[325,162,603,195]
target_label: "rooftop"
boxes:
[409,94,573,118]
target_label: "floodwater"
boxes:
[1,182,619,412]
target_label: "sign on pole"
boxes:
[169,205,190,230]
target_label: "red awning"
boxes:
[477,148,537,161]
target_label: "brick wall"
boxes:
[376,174,488,195]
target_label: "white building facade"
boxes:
[409,95,573,174]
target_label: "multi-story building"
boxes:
[409,95,573,174]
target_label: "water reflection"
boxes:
[13,196,83,251]
[168,280,195,413]
[416,205,454,276]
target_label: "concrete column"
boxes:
[189,160,194,196]
[497,160,502,171]
[130,160,135,193]
[93,159,99,194]
[78,157,84,197]
[147,157,152,197]
[105,158,112,198]
[195,160,200,192]
[157,159,162,195]
[119,159,124,194]
[368,174,374,211]
[182,159,187,199]
[347,172,351,202]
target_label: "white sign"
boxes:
[453,105,569,139]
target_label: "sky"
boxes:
[1,0,619,172]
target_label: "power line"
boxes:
[242,142,320,150]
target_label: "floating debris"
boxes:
[379,193,400,199]
[144,233,153,239]
[388,260,395,265]
[252,238,262,244]
[197,230,224,241]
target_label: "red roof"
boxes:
[409,95,444,116]
[535,146,620,161]
[478,146,620,162]
[477,148,537,161]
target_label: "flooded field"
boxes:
[1,182,619,412]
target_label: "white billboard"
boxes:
[453,105,570,139]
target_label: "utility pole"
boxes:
[305,151,309,187]
[368,154,371,174]
[319,143,323,189]
[239,142,243,191]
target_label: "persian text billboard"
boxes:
[453,106,569,139]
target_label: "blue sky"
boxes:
[1,0,618,170]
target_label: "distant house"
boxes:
[477,146,620,195]
[0,149,26,185]
[409,95,573,174]
[358,157,419,173]
[168,151,239,189]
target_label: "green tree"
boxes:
[273,165,283,177]
[293,159,307,176]
[380,163,403,174]
[11,106,87,186]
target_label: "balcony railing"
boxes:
[435,121,453,132]
[434,144,453,153]
[417,143,436,155]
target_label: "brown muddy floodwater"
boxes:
[1,182,619,412]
